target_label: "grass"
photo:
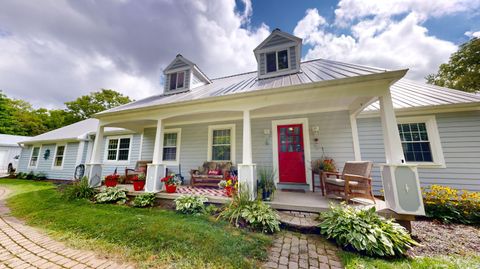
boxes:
[0,179,270,269]
[340,252,480,269]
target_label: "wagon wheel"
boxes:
[74,164,85,180]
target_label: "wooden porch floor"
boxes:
[116,184,387,213]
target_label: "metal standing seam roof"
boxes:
[0,134,30,147]
[19,118,126,144]
[100,58,480,115]
[100,58,391,114]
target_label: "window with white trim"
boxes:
[162,129,181,163]
[169,71,185,91]
[53,145,66,168]
[266,49,289,73]
[208,124,236,162]
[397,116,445,166]
[29,146,40,167]
[106,137,131,161]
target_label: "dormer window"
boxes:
[163,54,211,94]
[253,29,302,79]
[169,71,185,90]
[266,50,289,73]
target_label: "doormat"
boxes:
[280,189,306,193]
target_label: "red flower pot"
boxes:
[225,186,233,197]
[165,184,177,193]
[105,178,118,187]
[133,180,146,191]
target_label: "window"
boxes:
[162,129,181,163]
[29,146,40,167]
[53,144,66,168]
[266,49,289,73]
[397,116,445,167]
[169,71,185,91]
[106,136,131,162]
[208,124,236,163]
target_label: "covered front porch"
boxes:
[86,70,422,217]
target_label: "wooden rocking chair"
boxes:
[323,161,375,203]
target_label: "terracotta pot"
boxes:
[225,186,233,197]
[105,178,118,187]
[133,180,146,191]
[165,184,177,193]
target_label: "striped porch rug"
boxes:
[176,186,228,197]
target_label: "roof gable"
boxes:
[254,29,302,52]
[163,54,194,73]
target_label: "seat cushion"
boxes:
[325,178,359,186]
[195,175,223,179]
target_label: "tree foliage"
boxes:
[426,37,480,93]
[0,89,132,136]
[65,89,132,121]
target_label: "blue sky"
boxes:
[0,0,479,108]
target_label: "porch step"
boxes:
[277,210,320,234]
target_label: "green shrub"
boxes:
[62,177,96,200]
[35,172,47,180]
[205,204,219,215]
[219,185,280,233]
[16,172,27,179]
[175,195,208,214]
[240,201,280,233]
[319,203,418,257]
[95,187,128,204]
[423,185,480,224]
[26,171,35,180]
[132,193,156,208]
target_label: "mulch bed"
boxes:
[409,220,480,256]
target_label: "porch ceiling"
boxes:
[103,119,157,132]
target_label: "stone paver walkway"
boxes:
[0,187,133,269]
[278,211,320,233]
[263,232,343,269]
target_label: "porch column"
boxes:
[145,118,167,193]
[379,90,425,216]
[87,123,104,187]
[379,91,404,164]
[238,110,256,199]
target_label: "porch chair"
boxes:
[125,160,152,183]
[323,161,375,203]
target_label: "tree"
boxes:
[65,89,132,121]
[426,37,480,93]
[0,92,47,136]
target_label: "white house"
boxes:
[17,29,480,203]
[0,134,29,174]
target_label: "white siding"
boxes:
[100,134,142,177]
[358,111,480,192]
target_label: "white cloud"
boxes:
[0,0,269,108]
[335,0,480,26]
[465,31,480,38]
[295,8,458,81]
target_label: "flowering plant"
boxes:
[423,184,480,224]
[161,174,181,186]
[131,173,146,181]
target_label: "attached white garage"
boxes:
[0,134,30,174]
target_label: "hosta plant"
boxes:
[319,203,418,257]
[132,193,156,208]
[219,185,280,233]
[175,195,208,214]
[95,187,128,204]
[241,201,280,233]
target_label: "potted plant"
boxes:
[161,174,181,193]
[104,173,120,187]
[132,173,146,191]
[218,177,237,197]
[258,166,276,201]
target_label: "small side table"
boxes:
[311,169,326,196]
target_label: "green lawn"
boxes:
[341,252,480,269]
[0,179,270,269]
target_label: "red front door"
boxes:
[277,124,306,183]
